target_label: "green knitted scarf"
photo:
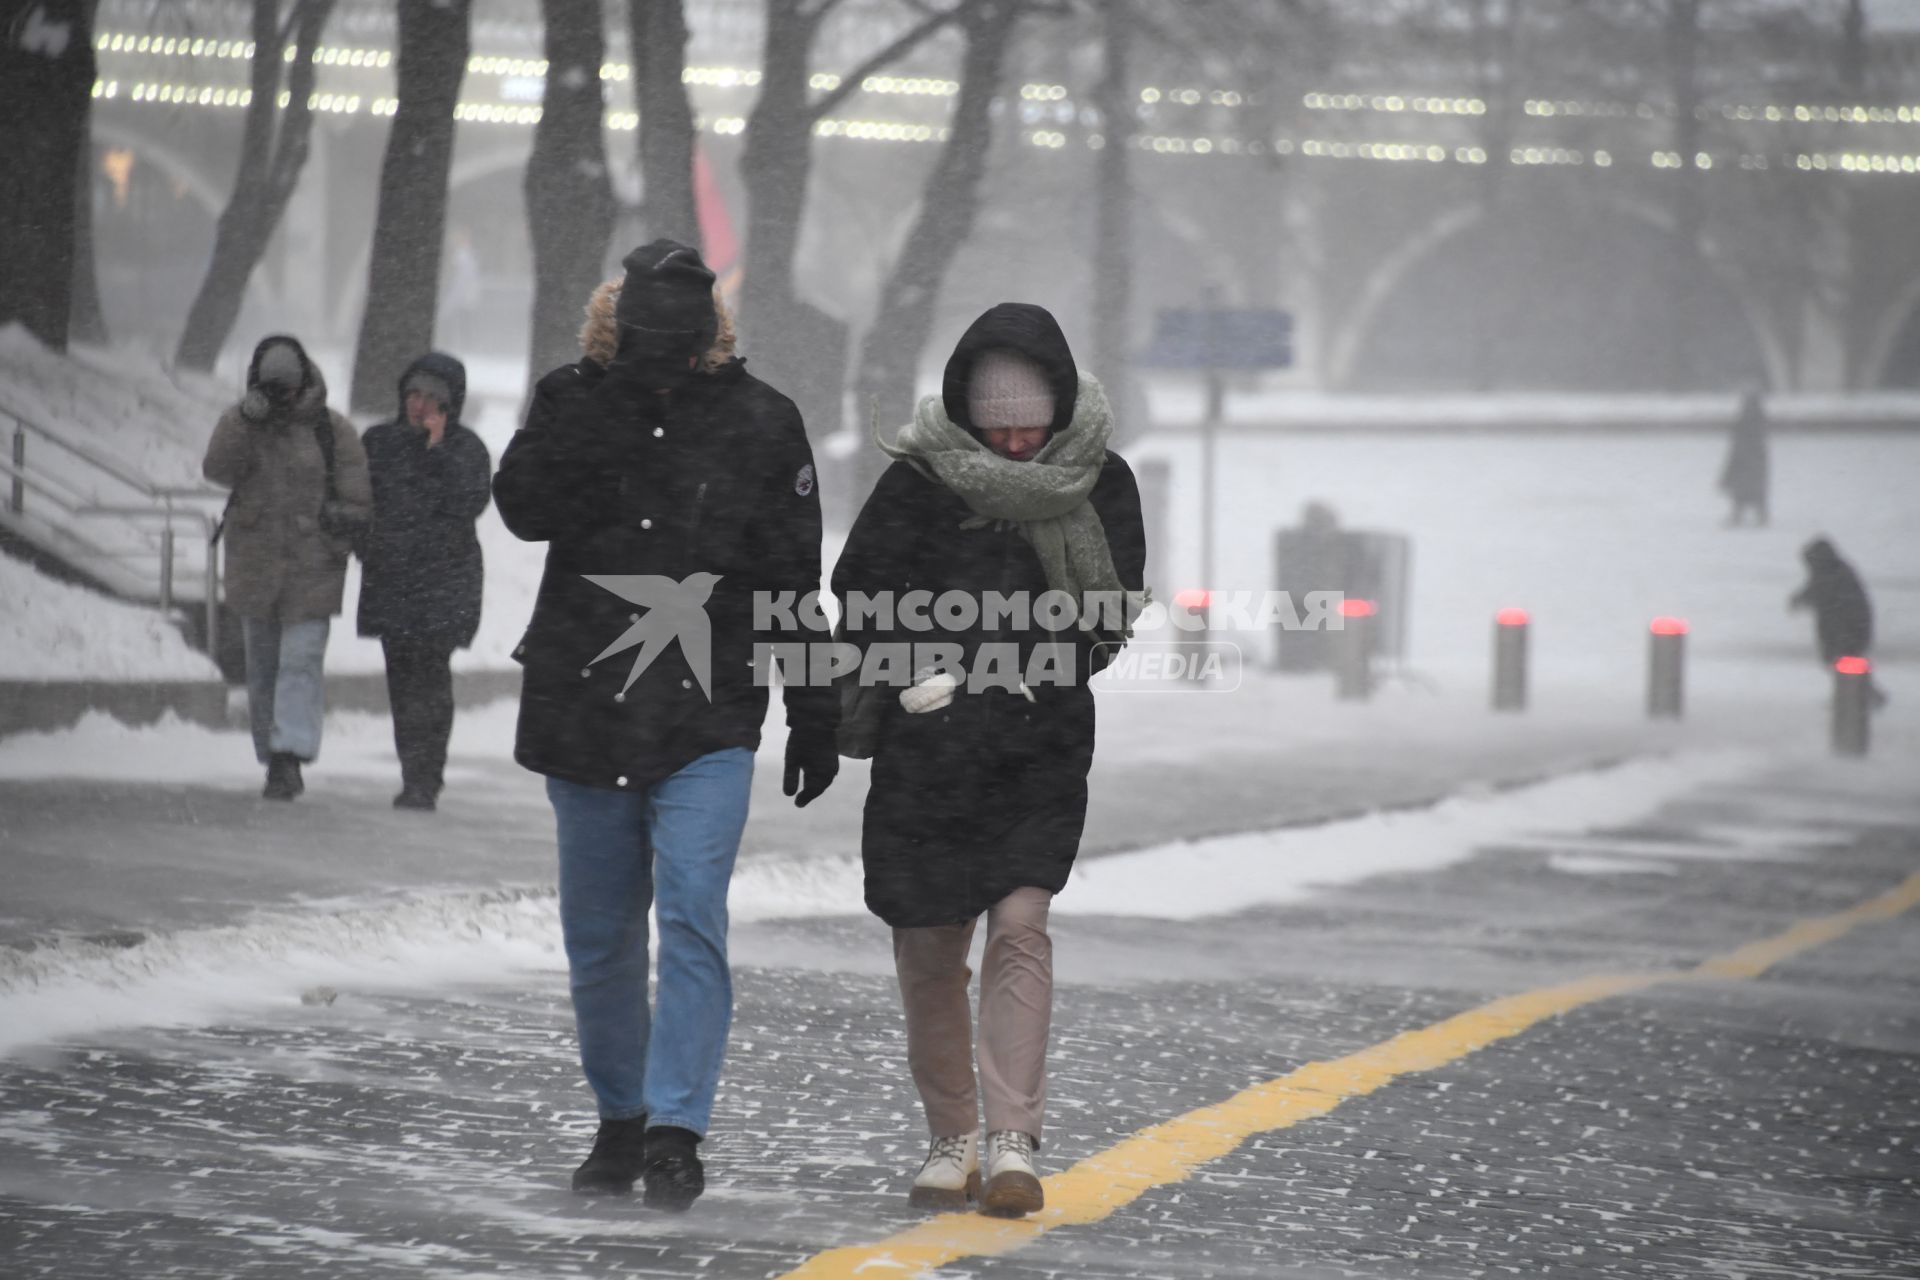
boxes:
[876,372,1137,636]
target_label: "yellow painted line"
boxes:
[776,870,1920,1280]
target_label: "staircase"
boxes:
[0,399,234,676]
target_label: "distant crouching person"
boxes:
[1791,537,1888,707]
[202,336,371,800]
[357,353,493,810]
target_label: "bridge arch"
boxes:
[1327,193,1791,393]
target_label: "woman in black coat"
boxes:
[356,351,492,808]
[833,304,1145,1218]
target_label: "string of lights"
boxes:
[94,30,1920,129]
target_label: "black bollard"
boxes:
[1337,598,1376,700]
[1647,617,1687,719]
[1492,608,1529,712]
[1832,656,1872,757]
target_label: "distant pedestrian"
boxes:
[493,241,838,1209]
[356,352,492,811]
[202,336,371,801]
[834,304,1146,1218]
[1790,537,1888,706]
[1719,388,1770,527]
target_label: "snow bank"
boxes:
[0,554,218,680]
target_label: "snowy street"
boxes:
[2,688,1917,1278]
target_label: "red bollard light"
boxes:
[1492,608,1529,712]
[1337,598,1377,700]
[1647,617,1687,719]
[1832,656,1872,756]
[1173,588,1213,684]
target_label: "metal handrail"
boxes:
[2,402,224,657]
[0,402,223,506]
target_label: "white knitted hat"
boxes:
[967,348,1054,432]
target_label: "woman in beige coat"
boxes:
[203,335,371,800]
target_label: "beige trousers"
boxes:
[892,886,1054,1145]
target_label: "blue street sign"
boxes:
[1140,308,1294,370]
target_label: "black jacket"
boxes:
[356,353,492,649]
[835,304,1146,928]
[494,353,836,791]
[1791,539,1873,663]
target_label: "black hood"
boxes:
[247,334,315,395]
[940,303,1079,437]
[1803,537,1840,568]
[396,350,468,422]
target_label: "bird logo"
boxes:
[583,572,721,699]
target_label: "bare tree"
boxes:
[851,0,1025,494]
[0,0,97,352]
[175,0,335,372]
[348,0,471,414]
[630,0,698,242]
[1662,0,1703,390]
[525,0,616,387]
[740,0,990,441]
[1089,0,1136,436]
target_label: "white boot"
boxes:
[982,1129,1043,1217]
[908,1132,980,1210]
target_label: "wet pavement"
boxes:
[1,749,1916,1278]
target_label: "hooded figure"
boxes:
[492,240,838,1209]
[1790,537,1873,665]
[356,351,493,809]
[1718,389,1770,527]
[202,336,371,800]
[832,302,1147,1219]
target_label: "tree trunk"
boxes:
[851,0,1020,495]
[1663,0,1701,391]
[1090,0,1135,437]
[174,0,335,373]
[739,0,816,340]
[69,0,108,346]
[0,0,96,352]
[525,0,615,387]
[348,0,471,414]
[630,0,698,243]
[739,0,982,447]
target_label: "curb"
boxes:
[0,671,522,739]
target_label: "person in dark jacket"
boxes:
[492,241,839,1210]
[203,335,371,801]
[1790,537,1887,705]
[357,352,492,810]
[834,303,1146,1218]
[1719,388,1770,527]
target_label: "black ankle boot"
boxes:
[572,1117,648,1195]
[262,753,303,801]
[641,1125,704,1211]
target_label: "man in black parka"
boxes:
[357,352,492,810]
[493,241,838,1210]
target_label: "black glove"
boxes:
[782,726,839,808]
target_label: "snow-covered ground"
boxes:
[7,736,1892,1057]
[0,553,218,680]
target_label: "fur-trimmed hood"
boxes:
[580,278,737,372]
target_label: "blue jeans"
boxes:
[241,616,330,764]
[548,748,755,1133]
